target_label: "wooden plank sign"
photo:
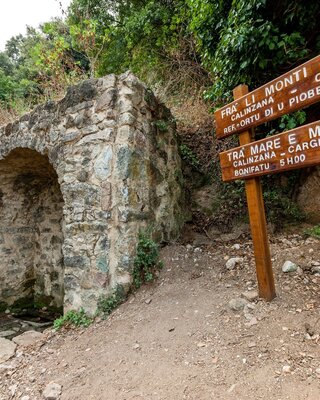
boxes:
[220,120,320,181]
[215,55,320,139]
[214,56,320,302]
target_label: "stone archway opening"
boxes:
[0,148,64,312]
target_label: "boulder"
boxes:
[282,260,298,273]
[0,338,16,363]
[226,257,243,270]
[43,382,62,399]
[12,330,45,347]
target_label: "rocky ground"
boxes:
[0,228,319,400]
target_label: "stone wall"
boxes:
[0,72,184,314]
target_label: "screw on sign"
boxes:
[214,55,320,301]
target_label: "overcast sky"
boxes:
[0,0,72,51]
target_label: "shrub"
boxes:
[53,308,92,330]
[133,231,163,289]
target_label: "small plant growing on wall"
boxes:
[155,119,169,132]
[179,144,200,170]
[97,285,126,318]
[53,308,92,330]
[52,233,164,328]
[133,231,163,289]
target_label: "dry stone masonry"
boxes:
[0,72,184,314]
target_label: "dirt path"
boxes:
[1,232,320,399]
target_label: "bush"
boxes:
[133,231,163,289]
[53,308,92,330]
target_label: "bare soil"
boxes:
[0,230,320,400]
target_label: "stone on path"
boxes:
[282,365,291,373]
[0,338,17,363]
[225,257,243,270]
[282,260,298,273]
[43,382,62,399]
[245,316,258,327]
[228,298,248,311]
[241,290,259,302]
[12,330,45,347]
[311,266,320,274]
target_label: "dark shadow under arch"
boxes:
[0,148,65,311]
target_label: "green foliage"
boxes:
[278,110,307,131]
[0,19,89,111]
[0,69,17,103]
[179,144,200,169]
[0,52,14,75]
[133,231,163,289]
[97,285,126,317]
[53,308,92,330]
[265,110,307,138]
[262,171,305,226]
[2,0,319,115]
[304,225,320,238]
[155,119,169,132]
[188,0,319,102]
[69,18,110,77]
[221,180,246,203]
[263,189,305,224]
[219,180,246,220]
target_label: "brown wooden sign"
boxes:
[215,55,320,139]
[214,56,320,303]
[220,120,320,181]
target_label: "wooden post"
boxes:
[233,84,276,301]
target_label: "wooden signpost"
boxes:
[214,55,320,301]
[220,120,320,181]
[215,55,320,139]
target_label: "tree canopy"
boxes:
[0,0,319,110]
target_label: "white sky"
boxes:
[0,0,72,51]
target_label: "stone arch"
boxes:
[0,73,184,315]
[0,148,65,311]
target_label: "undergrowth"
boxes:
[179,144,201,170]
[304,225,320,238]
[53,308,92,330]
[133,231,163,289]
[97,285,126,318]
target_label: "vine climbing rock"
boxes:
[0,72,184,315]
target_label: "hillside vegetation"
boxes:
[1,0,320,227]
[1,1,320,113]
